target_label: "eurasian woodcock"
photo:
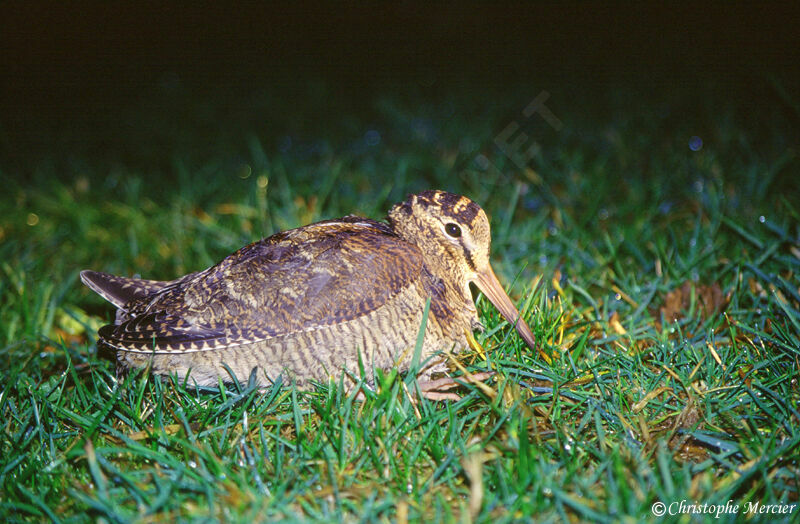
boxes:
[81,190,544,390]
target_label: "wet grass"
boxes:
[1,79,799,522]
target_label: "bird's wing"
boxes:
[80,270,179,309]
[98,219,424,353]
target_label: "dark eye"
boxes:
[445,223,462,238]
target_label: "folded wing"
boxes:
[91,219,424,354]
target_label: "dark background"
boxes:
[2,2,799,178]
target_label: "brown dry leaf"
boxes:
[674,440,712,463]
[659,282,689,326]
[737,365,753,388]
[677,400,702,431]
[668,396,704,451]
[654,281,729,330]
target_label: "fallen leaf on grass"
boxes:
[654,281,729,331]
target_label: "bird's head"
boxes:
[389,190,538,352]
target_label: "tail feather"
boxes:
[80,270,170,309]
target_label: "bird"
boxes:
[81,190,546,395]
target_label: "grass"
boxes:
[1,78,799,522]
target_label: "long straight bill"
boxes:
[475,266,552,364]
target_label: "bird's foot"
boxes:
[415,371,496,401]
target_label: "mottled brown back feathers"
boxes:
[94,219,426,353]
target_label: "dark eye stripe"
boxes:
[445,223,462,237]
[462,244,476,270]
